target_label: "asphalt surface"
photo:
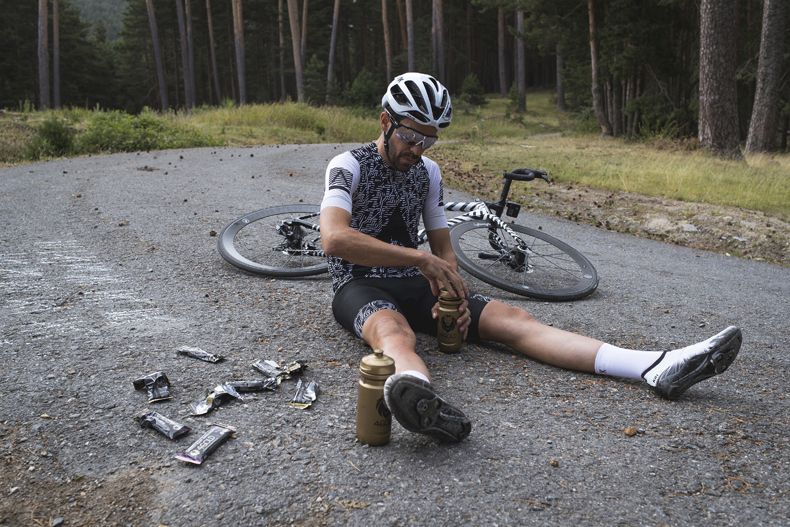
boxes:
[1,144,788,526]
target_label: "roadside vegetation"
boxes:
[1,91,787,218]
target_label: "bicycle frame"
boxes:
[275,200,531,270]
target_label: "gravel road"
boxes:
[1,144,788,526]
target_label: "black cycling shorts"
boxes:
[332,276,491,342]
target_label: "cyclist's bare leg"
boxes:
[361,309,430,378]
[477,300,602,373]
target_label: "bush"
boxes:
[303,55,326,105]
[26,115,74,159]
[346,69,379,108]
[459,73,487,107]
[76,110,212,153]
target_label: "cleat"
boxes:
[386,376,471,443]
[642,326,742,400]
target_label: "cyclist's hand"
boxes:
[418,253,468,299]
[431,298,471,340]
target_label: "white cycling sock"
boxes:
[594,335,725,381]
[594,343,663,380]
[383,370,430,408]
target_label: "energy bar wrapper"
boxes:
[177,345,224,363]
[132,371,172,402]
[174,424,235,465]
[135,410,191,440]
[190,383,245,416]
[289,379,319,409]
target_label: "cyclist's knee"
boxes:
[479,300,537,340]
[362,309,416,347]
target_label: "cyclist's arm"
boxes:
[320,207,467,298]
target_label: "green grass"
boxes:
[1,94,787,217]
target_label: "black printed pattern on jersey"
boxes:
[327,142,432,292]
[328,167,354,192]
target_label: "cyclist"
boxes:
[319,72,742,443]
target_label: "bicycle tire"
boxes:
[217,204,329,277]
[450,219,598,301]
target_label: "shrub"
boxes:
[346,69,379,108]
[75,110,213,153]
[26,115,74,159]
[459,73,487,107]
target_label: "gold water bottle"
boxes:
[437,289,463,353]
[356,349,395,446]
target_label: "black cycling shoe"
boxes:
[642,326,742,400]
[386,376,471,443]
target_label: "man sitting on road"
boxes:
[319,72,742,443]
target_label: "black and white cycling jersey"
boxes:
[320,142,447,292]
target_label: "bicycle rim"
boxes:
[450,220,598,301]
[217,204,328,277]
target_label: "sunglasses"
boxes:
[393,123,438,150]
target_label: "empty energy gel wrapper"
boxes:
[251,359,307,384]
[174,424,235,465]
[135,410,191,440]
[226,378,278,393]
[190,383,245,416]
[132,371,172,402]
[177,346,224,363]
[289,379,319,409]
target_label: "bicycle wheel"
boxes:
[450,219,598,301]
[217,204,329,277]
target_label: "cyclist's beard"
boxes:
[390,147,420,172]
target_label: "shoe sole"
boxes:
[387,377,471,443]
[658,326,742,400]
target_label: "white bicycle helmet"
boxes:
[382,72,453,129]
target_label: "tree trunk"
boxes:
[175,0,194,109]
[405,0,414,71]
[554,43,565,111]
[745,0,787,152]
[145,0,169,110]
[381,0,392,81]
[698,0,740,158]
[515,9,526,112]
[287,0,305,102]
[587,0,612,135]
[326,0,341,102]
[612,77,622,136]
[780,115,789,151]
[53,0,61,109]
[300,0,308,67]
[278,0,286,101]
[497,8,507,96]
[185,0,196,107]
[232,0,247,104]
[431,0,445,82]
[38,0,50,110]
[396,0,407,53]
[206,0,221,104]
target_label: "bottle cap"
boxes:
[439,288,461,302]
[360,349,395,376]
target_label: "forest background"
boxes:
[0,0,788,263]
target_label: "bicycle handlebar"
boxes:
[504,168,551,183]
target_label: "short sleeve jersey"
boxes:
[320,142,447,292]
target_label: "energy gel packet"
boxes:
[132,371,172,402]
[251,359,307,385]
[177,346,224,363]
[190,383,245,416]
[226,378,278,393]
[174,424,235,465]
[135,410,191,440]
[289,379,319,409]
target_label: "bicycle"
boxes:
[218,168,598,301]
